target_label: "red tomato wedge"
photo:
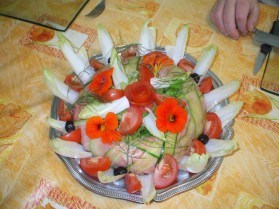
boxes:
[98,89,124,102]
[119,107,143,135]
[80,156,111,177]
[204,112,222,139]
[191,139,206,155]
[154,94,186,108]
[154,154,178,189]
[60,128,82,143]
[89,58,105,71]
[64,74,84,92]
[125,173,142,194]
[199,77,213,94]
[138,63,154,82]
[177,59,195,72]
[58,100,72,121]
[124,80,155,107]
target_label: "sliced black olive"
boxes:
[107,57,111,64]
[113,166,127,176]
[190,73,200,83]
[65,121,75,132]
[198,133,209,144]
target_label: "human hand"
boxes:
[210,0,260,39]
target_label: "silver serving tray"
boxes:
[49,46,233,203]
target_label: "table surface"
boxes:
[0,0,278,208]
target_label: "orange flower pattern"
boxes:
[0,103,31,139]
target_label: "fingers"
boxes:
[247,1,260,32]
[222,0,240,39]
[235,0,250,35]
[210,0,260,40]
[211,0,228,36]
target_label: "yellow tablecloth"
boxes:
[0,0,278,208]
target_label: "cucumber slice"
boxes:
[183,79,206,138]
[164,132,178,155]
[123,56,140,84]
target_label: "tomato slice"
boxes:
[199,77,213,94]
[138,63,154,82]
[154,94,186,108]
[154,154,178,189]
[64,74,84,92]
[177,59,194,72]
[60,128,82,143]
[98,89,124,102]
[119,107,142,135]
[89,58,105,71]
[204,112,222,139]
[124,81,155,107]
[80,156,111,177]
[125,173,142,194]
[58,100,72,121]
[191,139,206,155]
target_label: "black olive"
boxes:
[107,57,111,64]
[65,121,75,132]
[190,73,200,83]
[198,134,209,144]
[113,166,127,176]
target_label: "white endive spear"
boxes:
[97,24,114,65]
[43,69,79,104]
[192,45,217,82]
[57,32,94,85]
[138,20,156,56]
[166,24,189,65]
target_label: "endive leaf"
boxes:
[205,139,238,157]
[138,21,156,56]
[214,101,244,128]
[142,108,166,141]
[179,153,210,173]
[110,47,129,89]
[166,24,189,65]
[98,168,125,183]
[137,174,156,204]
[43,69,79,104]
[49,138,92,158]
[204,80,241,111]
[57,33,94,85]
[193,45,217,82]
[97,24,114,65]
[78,96,130,119]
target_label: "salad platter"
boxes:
[45,22,242,204]
[49,47,232,203]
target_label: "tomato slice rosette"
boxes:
[46,23,242,204]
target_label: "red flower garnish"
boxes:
[155,98,187,133]
[88,68,113,95]
[86,112,122,144]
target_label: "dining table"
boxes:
[0,0,278,208]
